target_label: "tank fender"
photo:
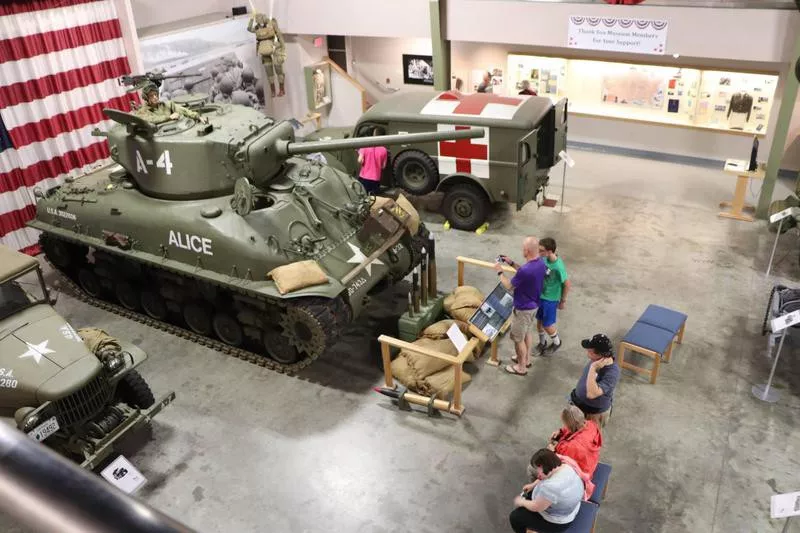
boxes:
[117,341,148,370]
[436,173,496,203]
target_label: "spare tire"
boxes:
[115,370,155,409]
[392,150,439,195]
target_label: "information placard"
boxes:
[101,455,147,494]
[468,283,514,341]
[771,310,800,334]
[771,491,800,519]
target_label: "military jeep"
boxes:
[0,244,174,470]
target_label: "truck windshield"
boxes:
[0,279,43,321]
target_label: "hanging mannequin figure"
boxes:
[247,13,286,97]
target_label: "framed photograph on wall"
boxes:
[304,62,332,111]
[402,54,434,85]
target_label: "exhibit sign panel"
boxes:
[568,17,668,55]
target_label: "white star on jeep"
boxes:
[345,242,383,277]
[19,340,55,364]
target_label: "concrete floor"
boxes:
[4,150,800,533]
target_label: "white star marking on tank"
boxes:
[18,340,55,364]
[345,243,384,277]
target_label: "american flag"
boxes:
[0,0,138,254]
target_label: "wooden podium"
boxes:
[719,159,766,222]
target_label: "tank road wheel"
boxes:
[78,268,103,298]
[115,280,140,311]
[183,301,213,336]
[262,328,301,364]
[212,312,244,347]
[140,291,168,320]
[40,235,84,270]
[442,184,490,232]
[392,150,439,195]
[115,370,155,409]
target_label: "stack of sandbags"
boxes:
[390,337,472,400]
[419,319,476,363]
[443,285,484,323]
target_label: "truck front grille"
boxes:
[54,374,113,428]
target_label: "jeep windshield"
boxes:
[0,278,46,321]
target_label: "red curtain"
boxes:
[0,0,138,254]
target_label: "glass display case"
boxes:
[505,54,779,135]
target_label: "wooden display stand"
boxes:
[719,159,766,222]
[378,335,480,416]
[456,256,516,366]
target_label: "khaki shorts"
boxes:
[510,308,536,342]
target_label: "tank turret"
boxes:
[30,99,484,371]
[97,105,482,200]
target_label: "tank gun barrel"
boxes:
[276,128,485,156]
[120,72,204,88]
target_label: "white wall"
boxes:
[447,1,799,64]
[131,0,239,30]
[254,0,431,38]
[347,37,436,106]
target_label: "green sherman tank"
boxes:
[29,102,483,371]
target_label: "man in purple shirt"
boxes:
[494,236,547,375]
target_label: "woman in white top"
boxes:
[509,448,584,533]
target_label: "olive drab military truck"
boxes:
[0,244,174,470]
[306,91,569,230]
[29,93,483,371]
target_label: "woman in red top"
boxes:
[547,405,602,476]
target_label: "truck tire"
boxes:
[392,150,439,195]
[116,370,155,409]
[442,184,490,231]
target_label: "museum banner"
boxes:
[567,17,668,55]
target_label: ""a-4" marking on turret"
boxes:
[135,149,173,175]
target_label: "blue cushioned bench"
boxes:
[561,501,599,533]
[620,305,687,384]
[589,463,611,505]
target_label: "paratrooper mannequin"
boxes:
[247,13,286,97]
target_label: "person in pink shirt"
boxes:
[357,129,388,195]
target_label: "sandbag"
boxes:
[420,367,472,400]
[77,327,120,355]
[390,355,419,390]
[448,306,478,324]
[420,319,471,340]
[402,338,458,380]
[394,194,420,235]
[268,260,329,294]
[444,285,484,312]
[768,197,799,233]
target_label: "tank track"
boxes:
[40,234,351,375]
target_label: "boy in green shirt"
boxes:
[536,237,571,355]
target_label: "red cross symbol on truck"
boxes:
[432,92,523,175]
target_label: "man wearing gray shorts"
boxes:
[495,237,547,376]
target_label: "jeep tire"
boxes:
[392,150,439,195]
[116,370,155,409]
[442,184,490,231]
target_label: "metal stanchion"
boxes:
[766,217,785,277]
[752,329,786,403]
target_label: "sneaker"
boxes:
[536,342,547,355]
[542,342,562,356]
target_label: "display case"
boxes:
[505,54,778,135]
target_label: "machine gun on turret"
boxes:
[119,71,204,91]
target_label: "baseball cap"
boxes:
[581,333,613,356]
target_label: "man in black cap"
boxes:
[569,334,619,426]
